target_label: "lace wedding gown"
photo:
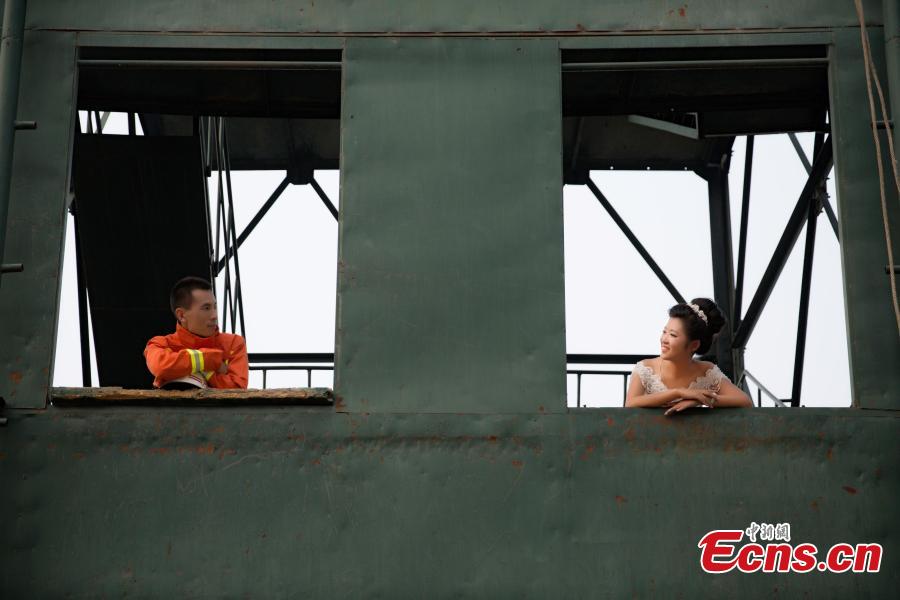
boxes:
[632,360,729,394]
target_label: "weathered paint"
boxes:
[829,28,900,409]
[336,38,566,413]
[22,0,888,33]
[1,407,898,597]
[0,2,898,598]
[0,31,76,409]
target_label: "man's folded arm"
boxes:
[144,338,224,382]
[208,337,249,389]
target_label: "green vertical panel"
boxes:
[829,29,900,409]
[337,38,565,413]
[0,32,76,408]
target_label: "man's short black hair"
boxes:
[170,276,213,315]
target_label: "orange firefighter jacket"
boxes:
[144,323,248,389]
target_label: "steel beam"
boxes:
[310,177,339,221]
[787,132,812,173]
[734,135,754,326]
[0,0,27,287]
[790,191,820,407]
[705,165,737,379]
[216,176,290,275]
[566,353,654,365]
[562,57,828,72]
[222,122,246,338]
[788,132,839,241]
[585,178,685,304]
[627,114,698,140]
[885,0,900,168]
[77,59,342,71]
[732,136,833,349]
[71,203,92,387]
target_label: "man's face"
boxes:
[176,289,219,337]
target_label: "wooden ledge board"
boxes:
[50,387,334,407]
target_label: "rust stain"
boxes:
[334,396,345,411]
[606,417,615,427]
[826,447,833,461]
[580,445,595,461]
[623,427,636,442]
[511,459,524,468]
[311,458,322,466]
[667,4,688,18]
[0,452,6,460]
[842,485,858,495]
[149,447,171,455]
[615,495,627,506]
[209,426,225,434]
[119,444,141,455]
[287,434,305,442]
[9,371,23,385]
[486,435,498,443]
[538,405,545,413]
[73,452,86,460]
[218,448,237,459]
[195,444,215,455]
[810,500,819,511]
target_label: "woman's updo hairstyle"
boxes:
[668,297,727,355]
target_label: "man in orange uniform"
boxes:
[144,276,248,389]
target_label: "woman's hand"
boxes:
[671,387,718,406]
[664,399,702,416]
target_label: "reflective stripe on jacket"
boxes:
[144,324,248,389]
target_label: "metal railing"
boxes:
[248,353,334,389]
[249,353,655,405]
[738,370,788,408]
[233,352,793,408]
[568,368,632,407]
[567,354,652,407]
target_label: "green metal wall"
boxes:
[21,0,889,32]
[829,28,900,410]
[0,31,76,409]
[1,1,899,597]
[1,408,898,597]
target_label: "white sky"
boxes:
[53,114,850,408]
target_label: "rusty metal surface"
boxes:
[1,407,898,597]
[336,38,566,413]
[829,29,900,409]
[24,0,887,34]
[0,31,75,409]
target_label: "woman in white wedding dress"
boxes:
[625,298,752,415]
